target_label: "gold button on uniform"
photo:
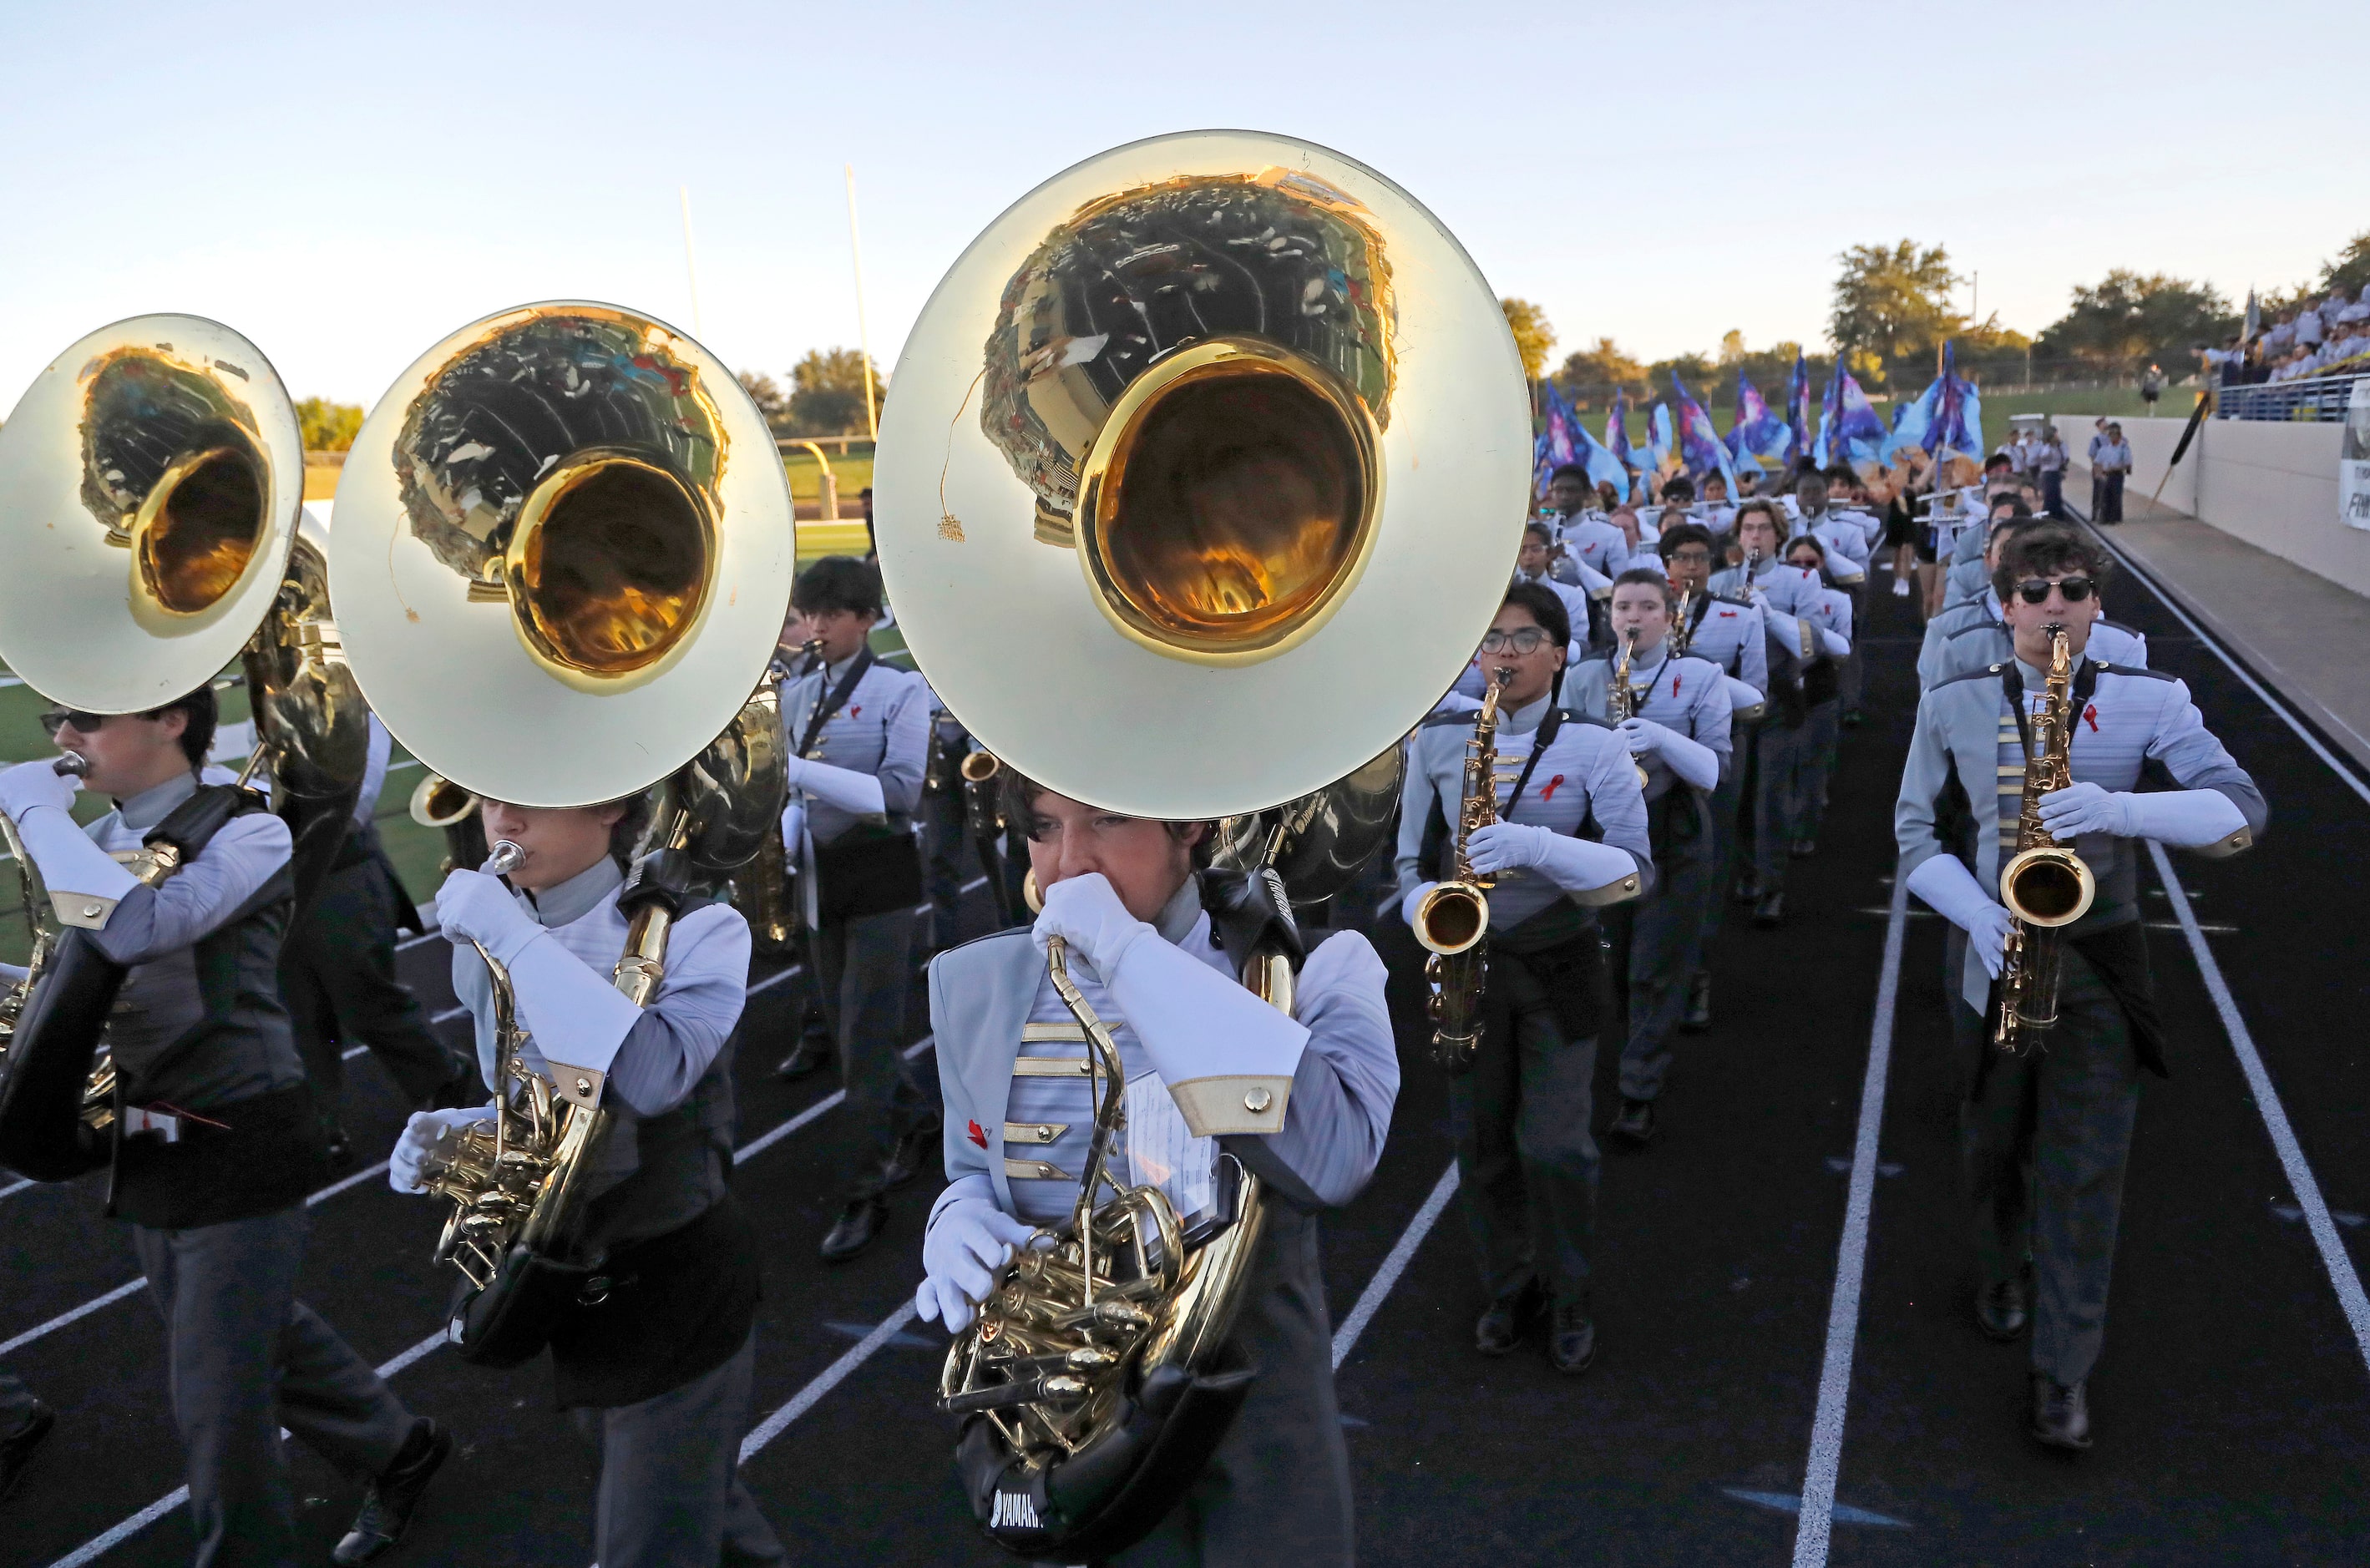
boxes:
[1243,1086,1273,1114]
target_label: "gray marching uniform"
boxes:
[1918,589,2148,690]
[1567,650,1732,1102]
[926,883,1398,1566]
[451,857,783,1568]
[1708,559,1827,899]
[1552,513,1633,580]
[71,774,418,1568]
[1674,589,1769,979]
[779,651,939,1175]
[1399,695,1653,1310]
[1897,655,2265,1388]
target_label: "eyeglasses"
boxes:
[1479,627,1552,655]
[1666,548,1712,564]
[2013,576,2094,604]
[38,710,109,737]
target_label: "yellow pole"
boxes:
[844,164,879,442]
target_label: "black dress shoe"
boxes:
[2030,1376,2092,1451]
[1790,837,1818,858]
[333,1418,451,1565]
[1753,890,1785,928]
[820,1196,888,1262]
[321,1121,356,1171]
[1976,1276,2029,1342]
[1548,1301,1597,1374]
[879,1113,944,1191]
[1679,971,1712,1034]
[1611,1097,1657,1146]
[0,1402,55,1503]
[1474,1280,1543,1356]
[775,1039,833,1082]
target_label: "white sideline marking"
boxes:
[1790,870,1908,1568]
[738,1303,922,1464]
[2148,841,2370,1373]
[0,1279,146,1360]
[1333,1162,1460,1368]
[46,1329,448,1568]
[732,1034,934,1166]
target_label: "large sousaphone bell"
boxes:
[874,130,1529,1560]
[0,316,369,1179]
[327,301,793,1360]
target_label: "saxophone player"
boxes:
[0,692,448,1567]
[1567,570,1734,1146]
[1895,524,2266,1451]
[1396,584,1653,1372]
[914,775,1399,1566]
[387,798,786,1568]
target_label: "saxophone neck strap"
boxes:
[797,646,877,759]
[1501,706,1564,819]
[2000,655,2101,764]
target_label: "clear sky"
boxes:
[3,0,2360,409]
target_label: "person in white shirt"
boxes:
[2093,423,2134,524]
[1546,464,1633,581]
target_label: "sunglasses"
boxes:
[38,710,109,737]
[2013,576,2095,604]
[1479,627,1552,655]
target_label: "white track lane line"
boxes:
[45,1328,449,1568]
[1332,1162,1460,1368]
[2148,840,2370,1372]
[1790,869,1909,1568]
[2079,519,2370,807]
[738,1303,924,1464]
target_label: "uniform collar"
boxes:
[525,855,624,928]
[1501,691,1554,736]
[1155,877,1203,944]
[116,771,200,831]
[824,649,865,683]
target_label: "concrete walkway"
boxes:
[2069,462,2370,776]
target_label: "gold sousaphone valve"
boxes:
[874,130,1532,822]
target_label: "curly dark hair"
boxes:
[1993,524,2112,602]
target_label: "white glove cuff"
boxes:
[13,806,139,928]
[1107,936,1306,1137]
[504,933,642,1081]
[1532,834,1644,905]
[795,761,888,818]
[929,1173,996,1233]
[1906,853,1999,934]
[2123,788,2249,852]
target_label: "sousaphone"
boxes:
[874,129,1529,1558]
[327,301,793,1361]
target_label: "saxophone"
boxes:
[1671,585,1696,658]
[1412,668,1512,1073]
[1608,627,1651,790]
[1993,625,2096,1054]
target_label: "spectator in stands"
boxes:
[2295,296,2327,352]
[2094,423,2132,524]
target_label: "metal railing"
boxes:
[2213,369,2370,423]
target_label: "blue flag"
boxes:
[1728,371,1791,468]
[1784,349,1812,467]
[1532,381,1629,499]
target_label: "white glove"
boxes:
[433,868,542,965]
[1905,854,2015,979]
[1464,821,1557,877]
[1399,881,1436,928]
[2038,782,2246,847]
[1615,717,1663,756]
[783,756,886,817]
[1030,871,1153,976]
[389,1105,496,1194]
[1467,821,1642,900]
[0,759,77,822]
[916,1197,1038,1334]
[2035,781,2127,838]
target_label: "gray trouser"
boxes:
[1952,941,2140,1386]
[577,1331,784,1568]
[133,1206,415,1568]
[1797,699,1841,838]
[922,783,970,948]
[1698,753,1749,961]
[812,905,934,1181]
[0,1369,38,1435]
[1752,720,1807,893]
[1448,956,1600,1307]
[1607,805,1716,1103]
[284,855,459,1107]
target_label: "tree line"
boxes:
[1503,228,2370,413]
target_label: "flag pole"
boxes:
[678,185,705,340]
[844,164,879,443]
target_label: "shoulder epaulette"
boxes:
[1932,661,2007,692]
[1556,709,1617,731]
[1947,619,2007,641]
[2099,618,2140,635]
[930,925,1034,965]
[1419,708,1479,728]
[2091,660,2175,682]
[1707,591,1754,609]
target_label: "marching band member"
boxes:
[0,689,447,1567]
[1514,521,1601,650]
[1781,536,1856,857]
[776,556,940,1262]
[767,607,838,1079]
[1920,523,2149,690]
[1895,525,2264,1451]
[915,773,1399,1565]
[1656,524,1768,1033]
[392,796,786,1568]
[1942,495,2025,610]
[1398,584,1653,1372]
[1795,469,1871,727]
[1567,569,1731,1145]
[282,712,472,1164]
[1545,463,1633,580]
[1709,503,1830,928]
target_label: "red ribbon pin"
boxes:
[967,1119,988,1149]
[1540,773,1567,802]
